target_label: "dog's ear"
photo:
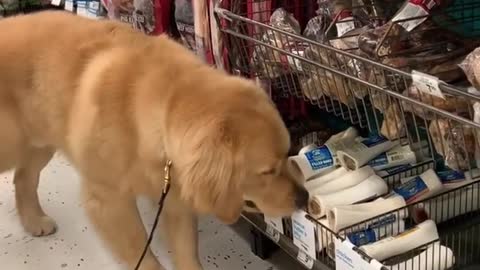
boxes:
[178,117,244,224]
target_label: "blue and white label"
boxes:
[368,153,388,168]
[347,229,377,247]
[361,135,388,148]
[335,238,384,270]
[378,164,412,177]
[394,176,428,203]
[346,214,397,246]
[304,146,334,171]
[292,210,316,258]
[438,170,465,184]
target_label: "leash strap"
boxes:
[134,160,173,270]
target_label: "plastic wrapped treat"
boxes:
[402,84,469,120]
[101,0,170,34]
[252,8,306,78]
[459,47,480,90]
[381,102,405,140]
[429,118,477,171]
[302,45,356,106]
[358,22,407,58]
[303,12,331,43]
[300,74,325,101]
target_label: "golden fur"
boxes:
[0,11,307,270]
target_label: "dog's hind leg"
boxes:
[14,146,56,236]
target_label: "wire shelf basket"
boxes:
[216,0,480,269]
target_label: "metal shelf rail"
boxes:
[215,0,480,269]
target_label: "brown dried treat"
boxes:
[358,22,407,58]
[402,85,469,120]
[429,118,477,171]
[459,47,480,89]
[381,102,405,140]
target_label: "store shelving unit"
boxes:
[215,1,480,269]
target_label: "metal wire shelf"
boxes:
[216,0,480,269]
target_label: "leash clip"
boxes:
[163,160,173,194]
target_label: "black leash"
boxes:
[134,160,173,270]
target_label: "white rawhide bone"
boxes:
[328,193,406,232]
[308,166,375,195]
[304,167,348,191]
[325,127,358,144]
[394,169,443,204]
[388,242,455,270]
[308,174,388,219]
[359,220,439,262]
[327,219,406,260]
[337,136,398,171]
[289,128,357,181]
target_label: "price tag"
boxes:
[336,19,355,37]
[412,70,445,99]
[292,210,317,258]
[265,224,281,243]
[64,0,74,11]
[264,216,283,233]
[334,238,385,270]
[297,250,315,269]
[51,0,62,6]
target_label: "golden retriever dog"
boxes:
[0,11,308,270]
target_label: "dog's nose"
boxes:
[295,186,309,209]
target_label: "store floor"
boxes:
[0,153,303,270]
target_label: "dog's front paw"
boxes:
[22,215,57,236]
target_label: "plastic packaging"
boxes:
[328,194,407,232]
[368,144,417,171]
[252,8,305,78]
[337,135,399,170]
[393,169,443,204]
[429,118,477,171]
[403,84,469,120]
[289,128,357,180]
[380,102,406,140]
[304,167,348,191]
[307,166,375,196]
[389,243,455,270]
[459,47,480,90]
[303,12,331,43]
[360,220,439,261]
[347,219,406,247]
[437,168,480,187]
[308,174,388,219]
[101,0,168,34]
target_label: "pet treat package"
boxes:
[101,0,172,34]
[174,0,214,64]
[459,47,480,90]
[0,0,50,15]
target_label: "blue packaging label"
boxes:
[346,214,397,246]
[382,164,412,175]
[368,153,388,168]
[437,170,465,184]
[361,135,388,148]
[367,214,397,228]
[347,229,377,246]
[304,146,334,170]
[393,176,428,203]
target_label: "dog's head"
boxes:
[168,76,308,224]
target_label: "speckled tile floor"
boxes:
[0,153,303,270]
